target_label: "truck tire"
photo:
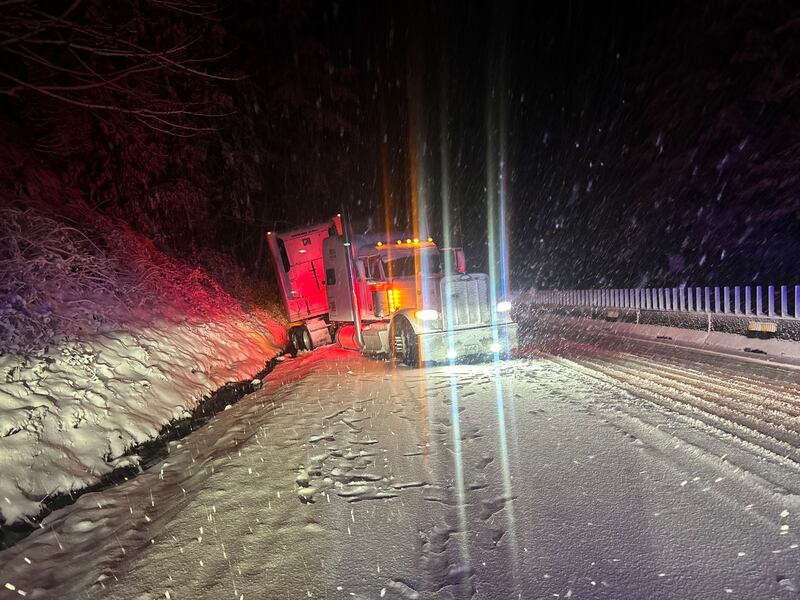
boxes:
[288,325,314,354]
[300,325,313,351]
[391,316,419,367]
[288,326,301,357]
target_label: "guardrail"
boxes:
[524,285,800,320]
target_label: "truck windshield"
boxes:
[383,250,442,277]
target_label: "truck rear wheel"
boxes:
[391,317,419,367]
[288,325,314,354]
[300,325,313,351]
[288,326,301,356]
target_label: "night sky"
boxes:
[307,1,800,289]
[3,0,798,289]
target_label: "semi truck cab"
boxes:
[267,217,518,365]
[323,236,518,365]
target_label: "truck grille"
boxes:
[440,274,491,329]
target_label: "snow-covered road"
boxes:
[1,342,799,599]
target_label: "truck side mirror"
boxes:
[455,249,466,273]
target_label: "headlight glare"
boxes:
[415,309,439,321]
[496,300,512,312]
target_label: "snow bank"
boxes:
[0,195,287,525]
[0,310,285,524]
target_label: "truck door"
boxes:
[323,235,355,322]
[278,229,328,320]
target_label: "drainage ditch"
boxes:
[0,354,282,551]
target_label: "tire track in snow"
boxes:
[541,346,800,465]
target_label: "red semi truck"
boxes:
[266,215,518,365]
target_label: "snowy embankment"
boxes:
[0,199,285,525]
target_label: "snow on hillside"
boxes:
[0,311,284,525]
[0,198,286,525]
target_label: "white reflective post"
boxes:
[796,286,800,319]
[714,287,721,313]
[723,287,731,314]
[756,286,763,316]
[734,286,741,314]
[768,285,776,317]
[780,285,788,318]
[704,287,712,313]
[745,286,752,315]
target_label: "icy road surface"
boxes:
[1,345,799,599]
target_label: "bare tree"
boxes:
[0,0,240,135]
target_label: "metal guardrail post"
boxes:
[714,287,721,313]
[679,287,686,312]
[704,287,712,313]
[745,286,752,315]
[780,285,788,318]
[756,285,763,316]
[796,286,800,319]
[768,285,776,317]
[723,287,731,314]
[687,287,693,311]
[695,287,702,312]
[734,286,741,314]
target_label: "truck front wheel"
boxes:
[391,317,419,367]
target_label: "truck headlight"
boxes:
[496,301,512,312]
[415,309,439,321]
